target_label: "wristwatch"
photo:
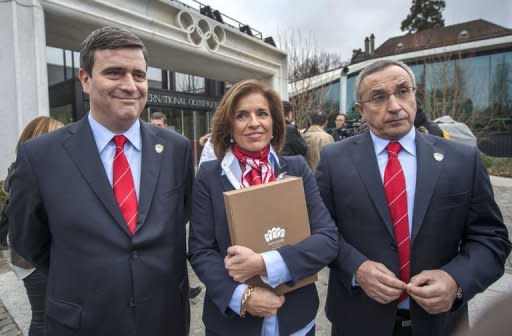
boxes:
[456,286,463,300]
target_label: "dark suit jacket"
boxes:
[282,122,308,157]
[316,131,510,336]
[189,155,338,335]
[8,117,194,336]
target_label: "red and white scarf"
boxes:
[232,144,275,188]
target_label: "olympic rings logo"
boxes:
[177,10,226,52]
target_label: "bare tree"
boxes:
[279,29,344,128]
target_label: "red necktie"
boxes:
[384,142,410,300]
[113,135,138,234]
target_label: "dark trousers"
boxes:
[331,312,411,336]
[22,269,47,336]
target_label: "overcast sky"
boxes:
[194,0,511,61]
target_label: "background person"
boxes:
[330,113,347,142]
[302,111,334,172]
[281,101,308,157]
[7,26,194,335]
[316,59,510,336]
[189,79,338,335]
[150,111,168,127]
[4,116,63,336]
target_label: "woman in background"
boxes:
[4,116,63,336]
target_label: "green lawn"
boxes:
[482,154,512,178]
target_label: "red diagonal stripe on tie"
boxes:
[113,135,138,234]
[384,142,410,301]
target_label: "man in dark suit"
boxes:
[281,101,308,157]
[8,26,193,335]
[316,59,510,336]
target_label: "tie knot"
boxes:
[386,142,402,157]
[113,135,127,148]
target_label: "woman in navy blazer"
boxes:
[189,80,338,336]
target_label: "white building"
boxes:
[0,0,288,175]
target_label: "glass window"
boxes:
[424,60,455,119]
[147,66,163,89]
[175,72,205,94]
[346,75,358,119]
[490,51,512,132]
[457,55,490,110]
[50,104,74,125]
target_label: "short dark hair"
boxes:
[211,79,286,159]
[309,111,328,126]
[282,101,293,114]
[80,26,148,76]
[150,111,167,123]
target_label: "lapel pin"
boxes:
[433,152,444,161]
[155,144,164,153]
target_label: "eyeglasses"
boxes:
[358,86,416,106]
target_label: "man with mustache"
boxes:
[8,26,193,335]
[316,59,510,336]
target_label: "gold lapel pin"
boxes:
[155,144,164,153]
[433,152,444,161]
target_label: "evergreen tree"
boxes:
[400,0,446,33]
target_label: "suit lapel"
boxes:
[137,122,164,230]
[62,118,128,234]
[275,155,289,179]
[411,132,443,243]
[351,132,395,240]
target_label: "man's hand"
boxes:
[244,287,285,318]
[407,269,458,314]
[225,245,266,282]
[355,260,406,304]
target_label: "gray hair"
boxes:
[353,59,416,102]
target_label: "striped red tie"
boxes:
[113,135,138,234]
[384,142,410,300]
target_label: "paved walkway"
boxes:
[1,176,511,335]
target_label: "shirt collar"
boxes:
[370,127,416,157]
[88,113,142,153]
[220,145,280,188]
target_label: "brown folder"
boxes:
[223,176,317,295]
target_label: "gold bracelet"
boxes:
[240,286,253,318]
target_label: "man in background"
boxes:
[150,111,168,128]
[330,113,347,142]
[281,101,308,157]
[303,111,334,171]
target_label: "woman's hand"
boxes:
[245,287,285,318]
[225,245,266,282]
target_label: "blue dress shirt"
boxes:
[370,127,417,309]
[87,113,142,200]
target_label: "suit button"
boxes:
[129,297,136,307]
[131,250,138,260]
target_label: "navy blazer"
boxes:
[8,117,194,336]
[316,131,511,336]
[189,155,338,335]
